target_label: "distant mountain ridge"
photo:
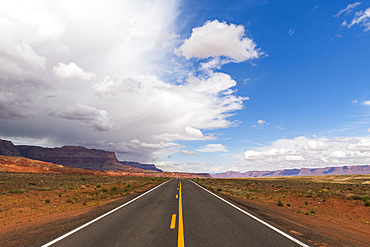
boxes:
[119,161,162,172]
[0,139,162,172]
[16,144,129,171]
[213,165,370,178]
[0,155,213,178]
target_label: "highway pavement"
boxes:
[43,179,309,247]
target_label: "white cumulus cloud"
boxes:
[347,138,370,151]
[53,62,95,81]
[196,144,228,153]
[252,119,269,129]
[0,1,261,168]
[305,140,329,150]
[285,155,305,161]
[330,150,346,158]
[240,136,370,171]
[185,127,204,138]
[243,150,262,160]
[181,150,195,155]
[176,20,262,69]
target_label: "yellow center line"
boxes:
[178,181,185,247]
[170,214,176,229]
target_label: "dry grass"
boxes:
[0,172,170,228]
[192,174,370,217]
[191,175,370,246]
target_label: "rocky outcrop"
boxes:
[0,139,212,177]
[0,155,107,175]
[16,145,132,171]
[119,161,163,172]
[213,165,370,178]
[0,139,21,157]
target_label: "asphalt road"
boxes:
[43,179,309,247]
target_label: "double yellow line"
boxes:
[178,181,184,247]
[170,181,185,246]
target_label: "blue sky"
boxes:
[1,0,370,173]
[169,0,370,172]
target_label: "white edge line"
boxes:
[42,179,172,247]
[190,180,310,247]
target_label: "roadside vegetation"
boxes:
[192,175,370,217]
[191,175,370,246]
[0,172,170,228]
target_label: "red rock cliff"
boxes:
[0,139,21,157]
[16,145,130,171]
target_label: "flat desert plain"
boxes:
[0,172,369,246]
